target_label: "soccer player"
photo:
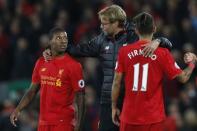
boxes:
[43,5,173,131]
[111,12,196,131]
[10,27,85,131]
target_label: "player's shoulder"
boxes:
[121,41,139,50]
[127,40,141,46]
[37,56,45,61]
[154,47,172,60]
[155,47,170,55]
[119,45,127,54]
[36,57,45,64]
[33,57,45,68]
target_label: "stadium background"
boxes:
[0,0,197,131]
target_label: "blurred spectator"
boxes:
[0,23,10,80]
[35,34,49,57]
[189,0,197,31]
[180,18,197,46]
[182,109,197,131]
[11,38,34,79]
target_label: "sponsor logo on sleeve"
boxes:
[105,46,110,50]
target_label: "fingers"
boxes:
[114,113,120,126]
[142,46,154,57]
[141,40,159,57]
[10,114,18,127]
[112,109,120,126]
[112,110,116,124]
[112,115,120,126]
[43,49,52,61]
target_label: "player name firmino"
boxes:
[127,49,157,60]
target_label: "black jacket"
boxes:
[67,22,172,104]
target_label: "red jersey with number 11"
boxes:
[115,40,182,125]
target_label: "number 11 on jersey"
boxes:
[132,63,149,92]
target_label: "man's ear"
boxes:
[135,28,139,35]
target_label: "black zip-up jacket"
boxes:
[67,22,172,104]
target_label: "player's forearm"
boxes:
[157,37,173,50]
[176,63,195,83]
[75,91,85,130]
[111,73,122,109]
[112,83,121,109]
[15,83,39,112]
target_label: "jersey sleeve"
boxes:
[115,47,124,73]
[32,59,41,84]
[160,49,182,80]
[70,62,85,92]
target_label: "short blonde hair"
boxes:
[98,5,126,27]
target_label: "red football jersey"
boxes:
[115,40,182,125]
[32,53,85,125]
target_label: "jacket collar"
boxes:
[105,30,127,41]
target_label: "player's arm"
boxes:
[176,52,196,83]
[75,91,85,131]
[157,37,173,50]
[43,36,101,61]
[10,83,40,127]
[67,36,101,57]
[70,62,86,131]
[142,37,173,57]
[176,64,194,83]
[111,72,123,126]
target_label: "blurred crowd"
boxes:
[0,0,197,131]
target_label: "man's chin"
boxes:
[58,50,66,54]
[104,31,110,36]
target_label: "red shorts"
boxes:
[120,121,164,131]
[38,123,74,131]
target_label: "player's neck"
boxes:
[139,34,153,41]
[51,51,65,57]
[112,28,124,38]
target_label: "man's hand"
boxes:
[184,52,197,64]
[10,109,20,127]
[43,49,52,61]
[112,107,120,126]
[142,39,160,57]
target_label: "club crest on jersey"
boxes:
[56,79,62,87]
[78,80,85,88]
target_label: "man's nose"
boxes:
[61,38,68,43]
